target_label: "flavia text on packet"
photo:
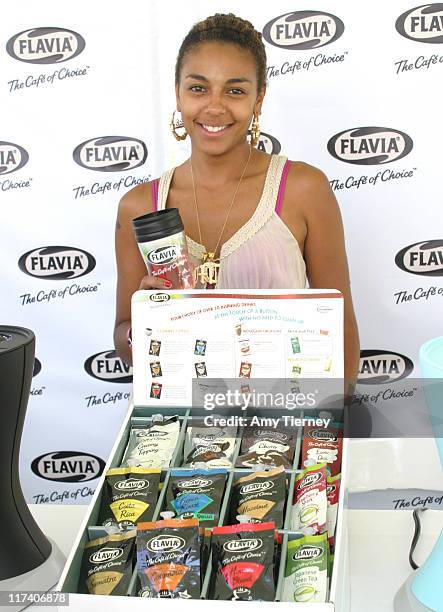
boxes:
[203,415,332,429]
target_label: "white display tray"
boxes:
[57,401,350,611]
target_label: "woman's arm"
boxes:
[114,184,170,365]
[283,163,360,399]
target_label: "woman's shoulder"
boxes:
[117,178,157,221]
[286,160,329,189]
[283,159,337,220]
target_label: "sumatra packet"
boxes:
[98,467,161,531]
[78,530,136,595]
[136,518,201,599]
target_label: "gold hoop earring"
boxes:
[250,113,261,147]
[170,110,187,141]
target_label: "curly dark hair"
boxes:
[175,13,267,92]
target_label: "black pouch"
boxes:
[230,465,287,529]
[98,467,161,530]
[77,530,136,595]
[210,522,276,601]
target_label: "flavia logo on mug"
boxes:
[73,136,148,172]
[0,141,29,175]
[6,27,86,64]
[33,357,42,377]
[395,240,443,276]
[359,350,414,384]
[262,10,345,50]
[31,451,106,482]
[18,246,96,280]
[84,350,133,383]
[396,4,443,43]
[327,127,413,165]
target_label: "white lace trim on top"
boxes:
[156,154,288,260]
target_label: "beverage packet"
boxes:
[122,415,180,468]
[78,530,136,596]
[230,465,287,529]
[291,463,327,534]
[210,522,276,601]
[326,473,341,544]
[165,468,227,526]
[183,420,237,468]
[98,467,161,531]
[236,424,295,468]
[282,533,328,603]
[301,422,343,476]
[136,518,201,599]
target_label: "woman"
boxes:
[114,13,359,394]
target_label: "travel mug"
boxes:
[133,208,195,289]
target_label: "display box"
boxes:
[57,403,350,610]
[58,290,348,609]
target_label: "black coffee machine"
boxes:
[0,326,65,607]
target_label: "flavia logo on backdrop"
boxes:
[327,127,414,165]
[73,136,148,172]
[396,4,443,44]
[247,131,281,154]
[395,240,443,276]
[33,358,42,377]
[359,350,414,384]
[6,27,86,64]
[31,451,105,482]
[262,11,345,50]
[0,141,29,175]
[84,350,133,383]
[18,246,96,280]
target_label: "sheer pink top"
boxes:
[151,154,306,289]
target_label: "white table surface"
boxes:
[28,503,443,612]
[28,438,443,611]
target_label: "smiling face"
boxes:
[176,41,265,155]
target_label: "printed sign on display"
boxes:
[73,136,148,172]
[396,4,443,44]
[6,27,86,63]
[359,350,414,384]
[6,27,90,93]
[262,11,345,50]
[31,451,105,483]
[84,350,133,383]
[327,127,414,165]
[18,246,96,280]
[395,240,443,276]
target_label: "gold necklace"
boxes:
[190,145,252,287]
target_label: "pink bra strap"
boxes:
[151,178,159,212]
[275,160,291,216]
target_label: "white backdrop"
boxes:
[1,0,442,504]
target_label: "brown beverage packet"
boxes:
[78,530,136,595]
[230,465,287,529]
[236,424,295,468]
[183,420,237,468]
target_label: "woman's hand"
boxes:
[138,276,172,290]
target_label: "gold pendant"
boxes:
[194,252,220,286]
